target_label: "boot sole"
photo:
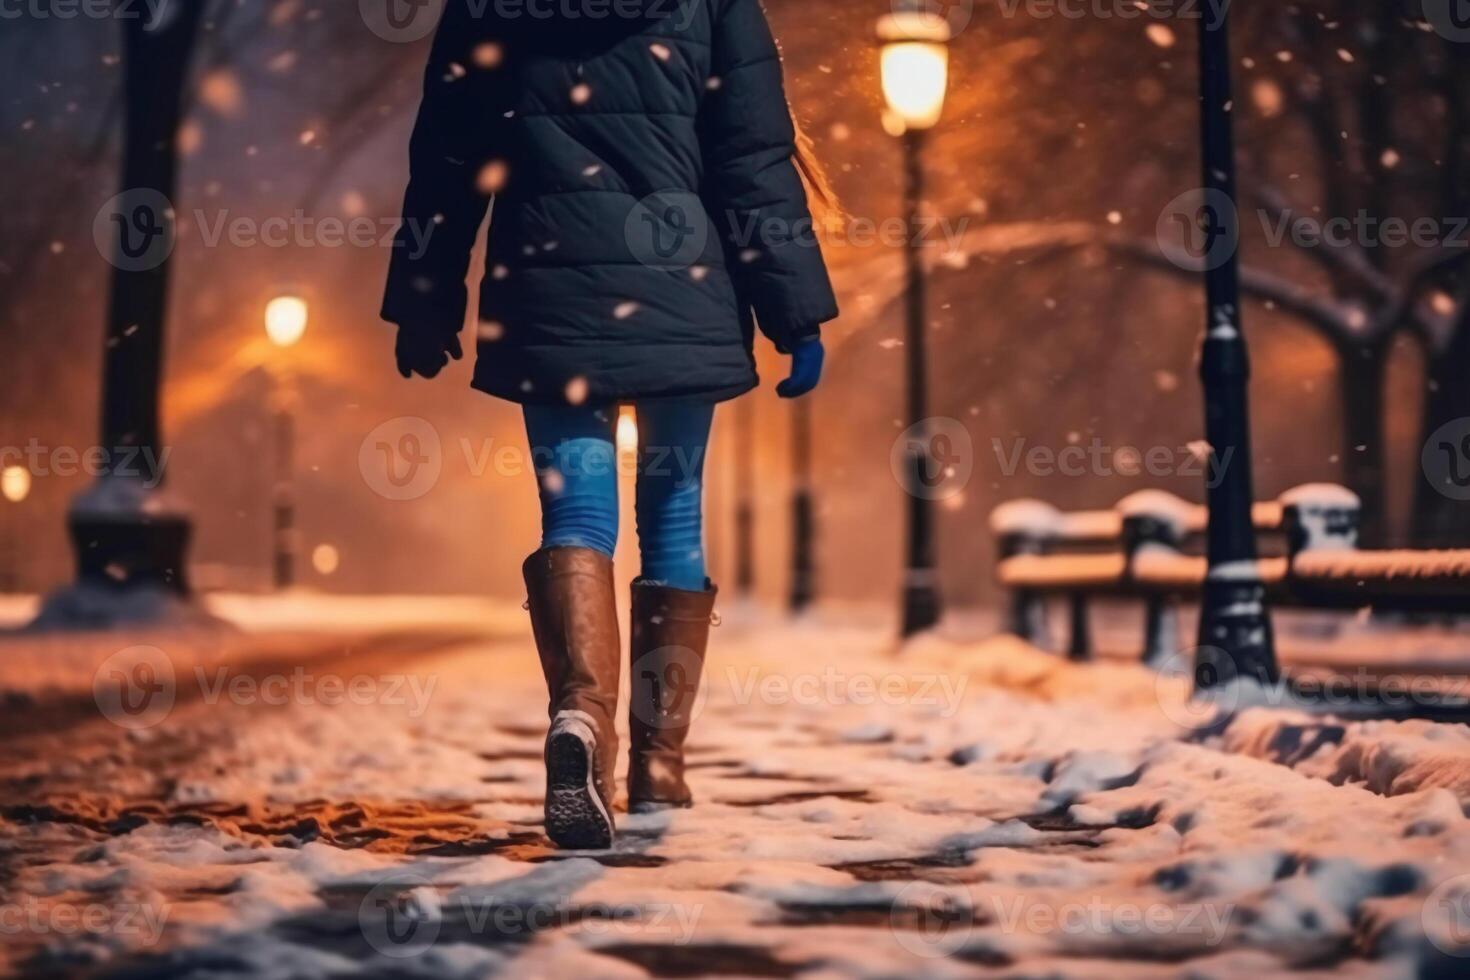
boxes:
[545,719,614,850]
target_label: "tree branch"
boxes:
[1250,183,1399,303]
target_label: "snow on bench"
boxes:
[993,484,1470,663]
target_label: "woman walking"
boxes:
[383,0,838,849]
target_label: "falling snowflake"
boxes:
[1146,25,1175,49]
[649,43,672,63]
[583,164,602,177]
[1106,210,1123,225]
[565,377,589,405]
[614,302,640,320]
[477,320,505,342]
[473,42,504,69]
[1249,81,1283,119]
[477,160,509,194]
[570,83,592,106]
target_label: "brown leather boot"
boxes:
[627,579,718,813]
[523,547,621,849]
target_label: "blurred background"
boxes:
[0,0,1462,613]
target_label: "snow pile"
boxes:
[2,612,1468,977]
[1220,709,1470,804]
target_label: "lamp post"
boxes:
[35,1,206,628]
[2,466,30,594]
[1191,13,1278,689]
[734,396,756,598]
[788,397,815,613]
[878,5,951,637]
[265,295,308,591]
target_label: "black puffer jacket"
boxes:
[382,0,839,405]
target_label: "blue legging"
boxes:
[523,402,713,591]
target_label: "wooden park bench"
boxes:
[992,485,1470,664]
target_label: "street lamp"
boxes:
[788,397,815,613]
[265,294,307,591]
[2,465,30,594]
[734,397,756,598]
[264,295,309,349]
[1,466,30,505]
[878,4,951,637]
[1190,12,1278,691]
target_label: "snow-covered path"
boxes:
[3,612,1470,978]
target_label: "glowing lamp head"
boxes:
[1,466,30,504]
[877,10,952,132]
[264,295,309,348]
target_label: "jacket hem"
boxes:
[469,376,759,407]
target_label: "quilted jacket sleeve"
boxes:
[701,0,839,353]
[381,2,504,336]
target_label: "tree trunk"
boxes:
[1338,340,1389,548]
[1413,321,1470,548]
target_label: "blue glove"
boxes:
[776,337,824,399]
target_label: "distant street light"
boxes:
[734,397,756,598]
[266,294,308,590]
[878,10,951,132]
[788,397,815,614]
[264,295,309,349]
[1,466,31,504]
[1,465,29,594]
[878,3,951,637]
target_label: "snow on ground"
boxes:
[1,604,1469,978]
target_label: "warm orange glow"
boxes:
[880,42,949,131]
[1,466,30,503]
[312,543,340,576]
[264,295,309,348]
[877,12,952,131]
[616,407,639,455]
